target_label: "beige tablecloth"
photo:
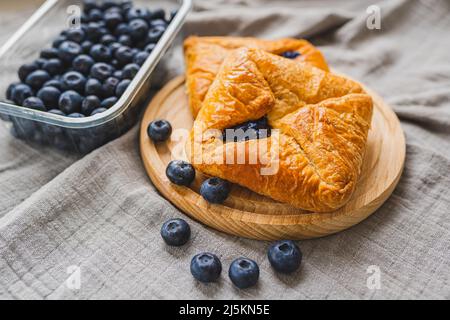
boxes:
[0,0,449,299]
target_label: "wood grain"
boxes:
[139,75,405,240]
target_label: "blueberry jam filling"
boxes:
[222,116,271,142]
[281,50,301,59]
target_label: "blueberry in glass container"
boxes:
[166,160,195,186]
[160,218,191,246]
[228,258,260,289]
[40,48,59,59]
[58,41,82,63]
[11,83,34,105]
[151,8,166,21]
[200,178,231,204]
[59,90,82,114]
[133,51,149,66]
[22,97,46,111]
[86,22,105,42]
[115,79,130,97]
[114,46,134,65]
[25,70,51,90]
[18,62,39,82]
[147,119,172,142]
[100,96,118,109]
[149,19,167,28]
[126,7,151,21]
[88,8,103,22]
[91,107,107,116]
[84,78,103,97]
[267,240,302,274]
[102,77,120,97]
[147,25,166,43]
[81,95,101,115]
[72,54,95,75]
[66,28,85,43]
[108,42,122,53]
[128,19,149,41]
[35,58,47,68]
[144,43,156,53]
[113,70,123,80]
[104,11,123,30]
[81,40,93,54]
[190,253,222,283]
[114,23,130,37]
[61,71,86,93]
[90,62,114,81]
[6,83,19,101]
[42,58,63,76]
[100,34,117,46]
[102,0,120,10]
[118,35,133,47]
[122,63,140,79]
[90,44,112,62]
[82,0,98,13]
[52,35,67,49]
[43,79,63,91]
[68,112,86,118]
[37,86,61,108]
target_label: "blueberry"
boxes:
[61,71,86,93]
[18,63,39,82]
[90,62,114,80]
[81,40,93,54]
[86,22,105,41]
[22,97,46,111]
[150,8,166,21]
[48,109,66,116]
[11,83,34,104]
[25,70,51,90]
[118,34,133,47]
[35,58,47,68]
[88,8,103,22]
[165,160,195,186]
[147,25,165,43]
[169,9,178,22]
[114,23,130,36]
[267,240,302,274]
[53,35,67,48]
[190,253,222,283]
[108,42,122,53]
[111,60,120,69]
[6,82,19,101]
[100,96,118,108]
[114,46,134,65]
[40,48,59,59]
[160,218,191,246]
[90,44,112,62]
[100,34,117,45]
[43,79,63,90]
[85,78,103,96]
[42,58,63,76]
[102,77,120,97]
[104,11,123,30]
[91,107,107,116]
[58,41,82,63]
[133,51,149,66]
[59,90,82,114]
[68,112,85,118]
[115,79,130,97]
[113,70,123,80]
[72,54,95,75]
[104,6,122,15]
[281,51,301,59]
[129,19,149,41]
[144,43,156,53]
[101,0,120,10]
[81,95,101,115]
[66,28,85,43]
[122,63,140,79]
[126,7,151,21]
[37,86,61,108]
[80,13,90,24]
[120,0,132,11]
[200,178,231,204]
[148,119,172,142]
[82,0,98,13]
[149,19,167,29]
[229,258,260,289]
[224,117,271,141]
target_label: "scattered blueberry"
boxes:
[115,79,130,97]
[42,58,63,76]
[58,41,82,63]
[66,28,85,43]
[11,83,34,104]
[59,90,83,114]
[267,240,302,274]
[281,51,301,59]
[190,253,222,283]
[200,178,231,204]
[102,77,120,97]
[229,258,260,289]
[122,63,140,79]
[166,160,195,186]
[25,70,51,90]
[81,95,101,115]
[160,218,191,246]
[72,54,95,75]
[148,119,172,142]
[40,48,59,59]
[133,51,149,66]
[18,62,39,82]
[22,97,46,111]
[37,86,61,108]
[61,71,86,93]
[90,44,112,62]
[100,96,118,108]
[91,107,107,116]
[90,62,114,80]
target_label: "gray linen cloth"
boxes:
[1,0,449,299]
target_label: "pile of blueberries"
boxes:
[148,119,302,288]
[5,0,174,152]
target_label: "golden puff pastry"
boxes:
[187,48,373,212]
[184,36,329,117]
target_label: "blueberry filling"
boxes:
[281,51,301,59]
[222,116,271,142]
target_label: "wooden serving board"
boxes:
[139,75,405,240]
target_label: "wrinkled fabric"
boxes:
[0,0,449,299]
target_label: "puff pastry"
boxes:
[184,36,329,117]
[187,48,373,212]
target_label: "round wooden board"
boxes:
[140,75,405,240]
